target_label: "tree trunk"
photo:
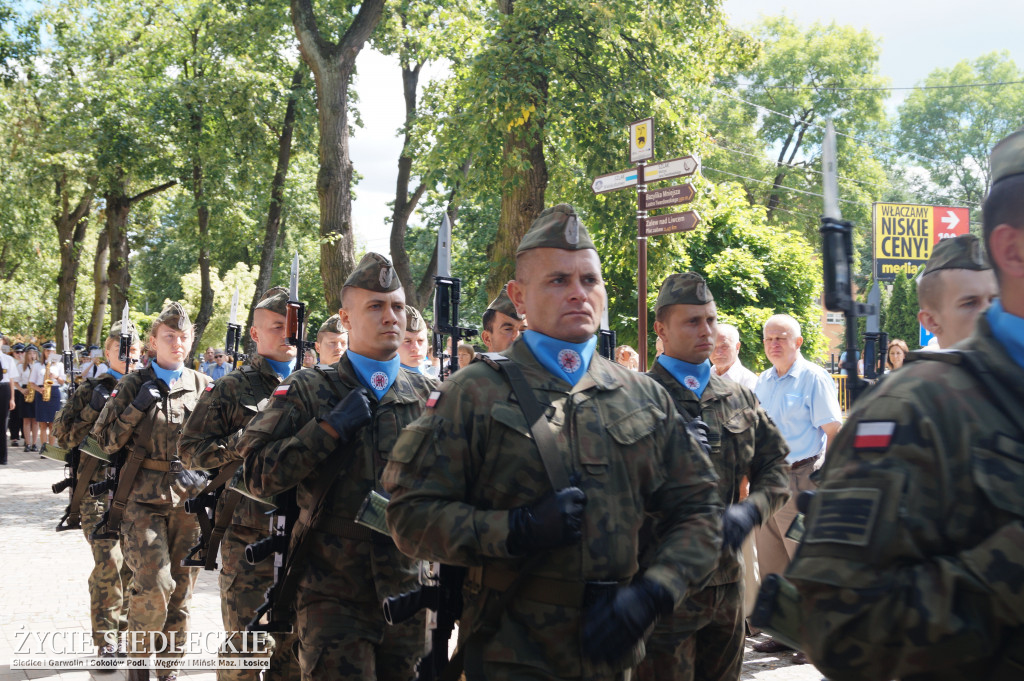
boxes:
[485,3,548,300]
[245,65,305,354]
[54,179,93,351]
[189,107,215,366]
[487,110,548,300]
[291,0,386,312]
[389,61,430,309]
[105,184,132,321]
[87,227,109,345]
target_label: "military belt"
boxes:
[472,564,628,609]
[140,459,183,472]
[789,454,821,471]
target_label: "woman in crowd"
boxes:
[20,344,42,452]
[7,343,25,446]
[886,338,909,373]
[35,341,66,447]
[457,342,475,367]
[615,344,640,370]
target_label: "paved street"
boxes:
[0,438,822,681]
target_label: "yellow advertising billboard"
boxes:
[872,203,970,280]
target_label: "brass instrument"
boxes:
[42,361,55,402]
[25,382,36,403]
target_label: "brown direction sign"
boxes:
[643,210,701,237]
[641,183,695,210]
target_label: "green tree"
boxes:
[897,52,1024,208]
[704,16,890,272]
[885,273,919,349]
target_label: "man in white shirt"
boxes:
[710,323,758,391]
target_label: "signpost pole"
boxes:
[637,161,648,372]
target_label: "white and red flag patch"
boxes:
[426,390,441,408]
[205,382,216,392]
[273,384,290,396]
[853,421,896,450]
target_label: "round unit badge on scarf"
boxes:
[370,371,390,392]
[557,349,582,373]
[683,375,701,391]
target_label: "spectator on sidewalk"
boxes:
[751,313,843,662]
[710,323,758,391]
[206,349,230,380]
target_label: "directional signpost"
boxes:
[592,117,702,371]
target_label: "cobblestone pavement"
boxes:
[0,438,824,681]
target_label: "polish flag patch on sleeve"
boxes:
[273,384,291,396]
[853,421,896,450]
[426,390,441,408]
[110,389,118,399]
[205,382,216,392]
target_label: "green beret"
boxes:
[920,234,990,277]
[344,252,401,293]
[405,305,426,333]
[154,302,192,331]
[655,272,714,312]
[318,314,343,335]
[486,287,521,320]
[516,204,596,254]
[108,320,139,345]
[990,127,1024,186]
[255,286,289,316]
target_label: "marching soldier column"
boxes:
[51,320,142,659]
[178,287,301,681]
[238,254,435,681]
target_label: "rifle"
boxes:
[245,252,304,634]
[598,308,616,362]
[751,120,877,648]
[432,212,477,380]
[89,448,125,541]
[382,212,470,680]
[225,288,247,369]
[182,288,249,568]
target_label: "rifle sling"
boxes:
[478,353,571,490]
[190,461,245,571]
[272,366,366,613]
[67,455,100,525]
[107,449,147,532]
[439,353,573,681]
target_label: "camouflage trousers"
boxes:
[635,582,744,681]
[295,593,427,681]
[81,493,133,648]
[120,500,200,673]
[219,524,300,681]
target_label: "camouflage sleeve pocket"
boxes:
[971,436,1024,518]
[722,407,755,434]
[606,405,663,445]
[389,414,442,465]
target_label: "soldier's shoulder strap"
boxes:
[312,364,354,402]
[913,349,1024,439]
[476,352,571,490]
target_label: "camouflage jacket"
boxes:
[787,315,1024,681]
[646,363,791,586]
[237,356,433,609]
[53,372,122,485]
[382,340,723,679]
[92,364,210,506]
[179,354,280,530]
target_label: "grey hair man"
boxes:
[710,323,757,391]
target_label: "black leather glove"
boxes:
[132,381,162,411]
[722,501,761,551]
[175,468,209,495]
[506,487,587,556]
[686,417,712,457]
[583,577,674,663]
[90,385,111,411]
[323,387,372,443]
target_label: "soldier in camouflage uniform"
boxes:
[784,129,1024,680]
[383,204,723,681]
[397,306,431,375]
[480,286,525,353]
[238,253,433,681]
[178,287,300,681]
[93,303,210,681]
[52,320,141,660]
[314,315,346,368]
[636,273,791,681]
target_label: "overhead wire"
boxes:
[702,166,873,208]
[735,79,1024,92]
